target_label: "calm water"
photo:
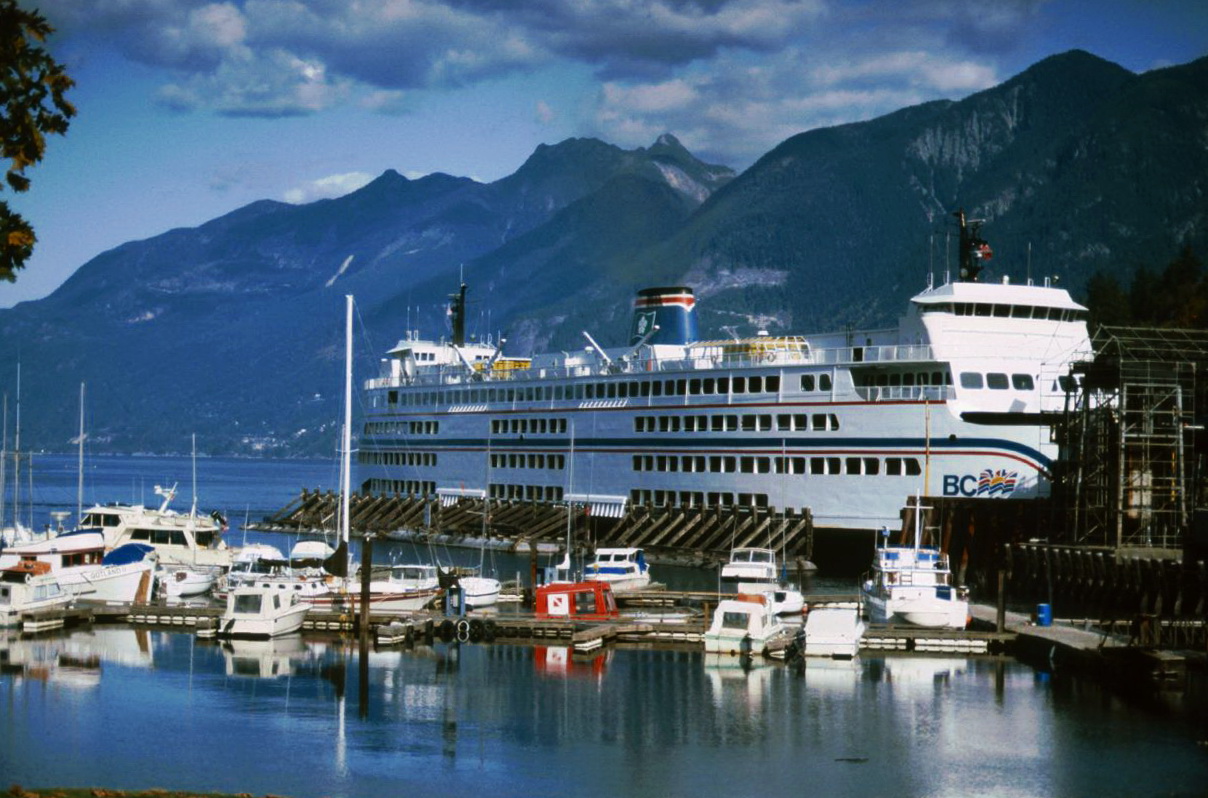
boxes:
[1,456,1206,797]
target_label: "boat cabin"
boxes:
[535,581,619,621]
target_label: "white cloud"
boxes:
[283,171,376,203]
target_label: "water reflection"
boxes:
[1,627,1204,798]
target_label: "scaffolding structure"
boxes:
[1059,326,1208,550]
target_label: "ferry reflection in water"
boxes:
[1,628,1205,798]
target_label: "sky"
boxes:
[3,0,1206,308]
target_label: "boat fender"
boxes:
[469,618,485,642]
[439,619,455,641]
[483,619,497,643]
[456,618,471,643]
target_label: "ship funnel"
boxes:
[630,286,697,346]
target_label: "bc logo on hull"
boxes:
[943,469,1020,497]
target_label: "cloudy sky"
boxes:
[4,0,1206,307]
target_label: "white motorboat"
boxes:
[0,561,74,627]
[703,593,791,656]
[861,495,970,629]
[766,584,806,616]
[217,584,310,639]
[213,543,286,598]
[583,547,651,593]
[721,547,803,614]
[78,483,232,569]
[803,607,865,659]
[720,547,778,592]
[0,530,158,603]
[157,564,220,598]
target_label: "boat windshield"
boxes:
[233,593,263,614]
[721,611,751,630]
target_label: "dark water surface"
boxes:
[1,455,1205,797]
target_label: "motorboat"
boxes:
[802,607,865,659]
[720,547,803,614]
[217,584,310,639]
[0,530,158,603]
[77,483,233,569]
[861,495,970,629]
[703,593,791,656]
[766,584,806,616]
[213,542,286,598]
[535,580,619,621]
[0,561,74,627]
[583,547,651,593]
[720,547,781,592]
[157,564,220,599]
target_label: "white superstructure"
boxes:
[358,215,1092,533]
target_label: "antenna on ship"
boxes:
[448,282,468,347]
[953,208,993,282]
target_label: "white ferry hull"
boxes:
[358,222,1092,536]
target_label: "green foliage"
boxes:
[0,0,75,281]
[1086,246,1206,331]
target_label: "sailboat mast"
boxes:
[77,382,86,522]
[1,393,7,528]
[13,363,20,529]
[341,294,353,551]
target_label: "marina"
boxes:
[1,453,1206,797]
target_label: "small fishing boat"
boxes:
[535,580,619,621]
[861,495,969,629]
[802,607,865,659]
[583,547,651,593]
[217,584,310,639]
[703,593,791,656]
[0,561,74,627]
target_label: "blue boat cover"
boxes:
[102,543,156,566]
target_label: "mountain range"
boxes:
[1,49,1205,457]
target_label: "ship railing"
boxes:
[853,385,954,402]
[364,342,939,389]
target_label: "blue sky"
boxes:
[3,0,1206,308]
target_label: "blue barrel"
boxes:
[1036,603,1052,627]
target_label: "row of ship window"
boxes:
[363,420,441,435]
[365,478,436,496]
[922,302,1086,321]
[489,484,566,502]
[959,372,1035,391]
[381,371,846,407]
[490,453,567,470]
[631,489,769,509]
[634,412,840,433]
[632,454,923,476]
[359,451,437,467]
[491,417,569,435]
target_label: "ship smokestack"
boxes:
[631,286,697,345]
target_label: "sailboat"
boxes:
[0,364,38,546]
[453,446,501,608]
[859,494,969,628]
[265,295,440,612]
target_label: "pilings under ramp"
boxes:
[256,490,814,566]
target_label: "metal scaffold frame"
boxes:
[1060,326,1208,551]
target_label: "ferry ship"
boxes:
[357,212,1092,534]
